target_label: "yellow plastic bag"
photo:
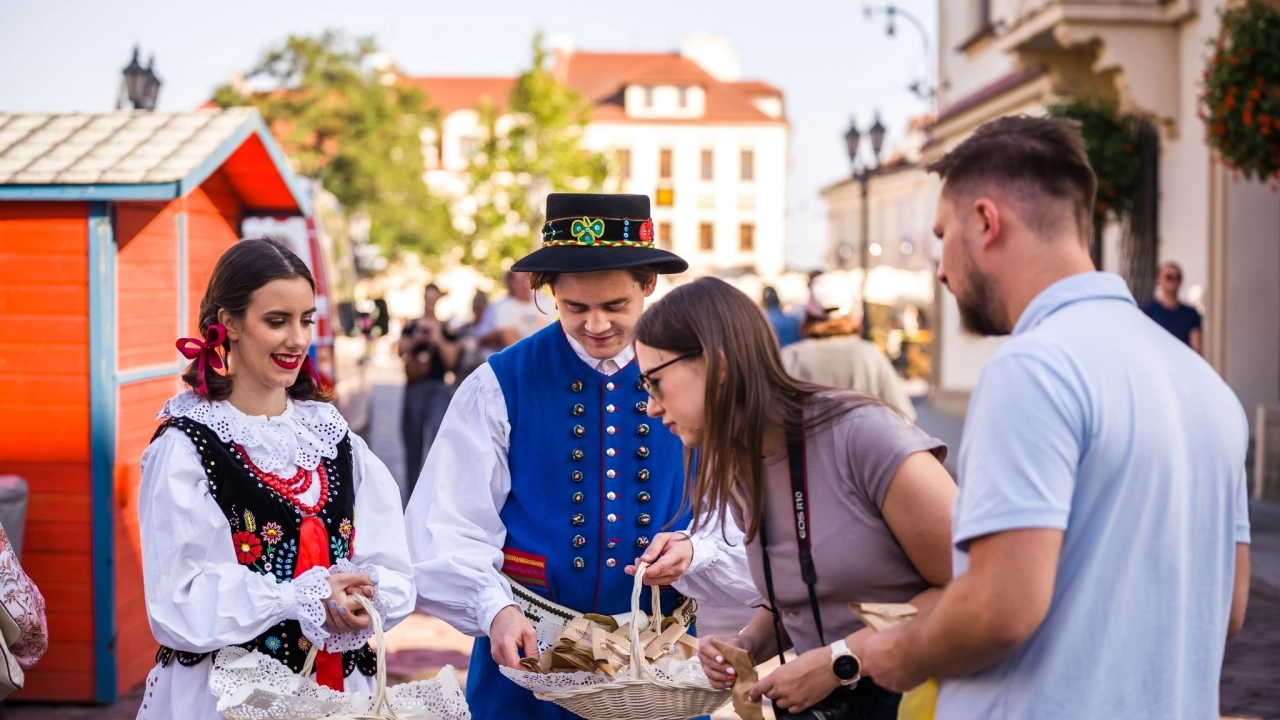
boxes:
[897,678,938,720]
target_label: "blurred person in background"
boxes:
[781,310,917,421]
[454,289,493,385]
[481,270,551,351]
[762,285,802,348]
[399,284,459,493]
[1141,260,1202,354]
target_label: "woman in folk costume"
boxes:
[405,193,759,720]
[136,238,415,720]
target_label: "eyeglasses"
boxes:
[638,351,701,401]
[1162,273,1182,281]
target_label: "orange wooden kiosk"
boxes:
[0,109,307,702]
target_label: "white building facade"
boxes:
[409,35,789,276]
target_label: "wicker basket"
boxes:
[214,594,470,720]
[531,563,731,720]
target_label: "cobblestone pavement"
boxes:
[1220,496,1280,720]
[1221,582,1280,720]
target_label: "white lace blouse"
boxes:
[136,391,415,720]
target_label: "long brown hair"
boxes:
[184,237,334,403]
[634,277,880,542]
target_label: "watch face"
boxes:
[833,655,860,681]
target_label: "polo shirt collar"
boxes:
[1013,272,1136,336]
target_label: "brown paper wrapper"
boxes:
[849,602,918,632]
[525,610,696,679]
[710,638,762,720]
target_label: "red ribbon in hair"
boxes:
[175,324,227,395]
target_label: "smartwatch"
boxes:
[829,639,862,687]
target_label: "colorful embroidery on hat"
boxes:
[570,217,606,243]
[542,216,658,249]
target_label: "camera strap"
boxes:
[758,411,827,665]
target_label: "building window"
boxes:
[740,150,754,181]
[644,87,654,108]
[739,223,755,252]
[618,148,631,179]
[700,150,714,180]
[699,223,714,251]
[656,188,674,207]
[659,149,672,179]
[678,87,688,108]
[459,136,475,159]
[659,221,673,250]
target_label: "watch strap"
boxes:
[829,639,861,686]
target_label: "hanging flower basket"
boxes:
[1200,0,1280,182]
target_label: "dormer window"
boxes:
[625,84,706,119]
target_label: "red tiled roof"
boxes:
[735,80,783,97]
[400,76,516,114]
[403,51,784,125]
[561,51,783,124]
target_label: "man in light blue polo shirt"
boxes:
[861,116,1251,718]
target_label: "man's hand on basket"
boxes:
[490,605,539,669]
[698,635,753,690]
[324,572,374,635]
[750,645,840,715]
[624,532,692,585]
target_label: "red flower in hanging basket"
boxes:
[232,531,263,564]
[1200,0,1280,182]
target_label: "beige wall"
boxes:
[1224,176,1280,431]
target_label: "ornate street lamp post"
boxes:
[119,46,162,111]
[845,113,886,336]
[864,4,936,101]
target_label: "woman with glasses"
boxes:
[628,277,955,719]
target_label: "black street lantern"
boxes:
[869,112,887,163]
[844,117,861,172]
[121,46,161,111]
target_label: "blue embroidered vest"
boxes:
[488,323,691,616]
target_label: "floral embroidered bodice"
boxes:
[150,415,375,678]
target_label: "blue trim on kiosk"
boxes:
[88,201,119,703]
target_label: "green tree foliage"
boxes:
[460,33,610,275]
[1047,96,1139,224]
[212,31,455,259]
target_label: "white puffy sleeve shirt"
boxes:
[404,337,761,639]
[139,395,416,654]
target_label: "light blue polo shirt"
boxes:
[937,272,1250,720]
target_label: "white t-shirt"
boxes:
[490,295,551,342]
[939,273,1250,720]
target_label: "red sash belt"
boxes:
[296,516,343,691]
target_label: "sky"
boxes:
[0,0,937,270]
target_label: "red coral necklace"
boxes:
[233,443,328,515]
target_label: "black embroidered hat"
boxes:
[510,193,688,275]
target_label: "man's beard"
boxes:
[955,250,1012,337]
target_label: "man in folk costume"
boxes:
[405,193,756,719]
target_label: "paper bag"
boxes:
[710,638,762,720]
